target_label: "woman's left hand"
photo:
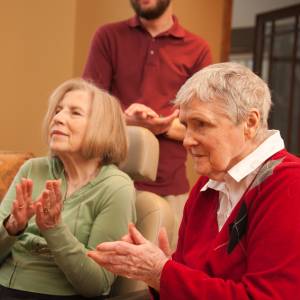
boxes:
[87,223,171,291]
[35,180,62,230]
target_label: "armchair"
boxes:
[0,126,175,297]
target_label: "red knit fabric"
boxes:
[157,149,300,299]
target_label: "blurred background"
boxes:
[1,0,299,186]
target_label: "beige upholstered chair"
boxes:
[110,126,175,296]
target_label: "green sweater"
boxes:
[0,157,136,297]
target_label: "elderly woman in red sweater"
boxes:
[88,62,300,300]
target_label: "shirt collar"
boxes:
[128,15,185,38]
[228,130,284,182]
[201,130,285,191]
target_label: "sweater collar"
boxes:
[49,156,119,186]
[228,130,284,182]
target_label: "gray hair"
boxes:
[175,62,272,130]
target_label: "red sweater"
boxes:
[157,149,300,299]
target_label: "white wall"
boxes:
[232,0,300,28]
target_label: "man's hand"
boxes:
[124,103,179,135]
[125,103,159,119]
[165,118,186,141]
[87,223,171,291]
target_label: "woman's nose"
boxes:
[183,129,197,148]
[53,110,66,124]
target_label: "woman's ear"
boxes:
[244,109,260,139]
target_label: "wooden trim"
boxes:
[253,4,300,155]
[220,0,233,62]
[231,27,254,54]
[253,15,266,74]
[255,4,300,22]
[288,15,299,148]
[267,21,275,128]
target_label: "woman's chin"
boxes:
[49,147,66,156]
[193,164,209,176]
[192,156,208,171]
[193,164,226,181]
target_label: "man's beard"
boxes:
[130,0,171,20]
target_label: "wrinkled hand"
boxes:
[87,223,171,291]
[125,103,179,135]
[35,180,62,230]
[5,178,35,235]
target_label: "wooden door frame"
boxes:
[221,0,233,62]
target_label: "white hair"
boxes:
[175,62,272,129]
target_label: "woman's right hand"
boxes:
[88,224,171,290]
[4,178,35,236]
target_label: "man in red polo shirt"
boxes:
[82,0,212,244]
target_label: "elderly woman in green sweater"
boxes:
[0,79,136,299]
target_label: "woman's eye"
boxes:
[197,121,206,127]
[180,121,187,128]
[72,111,82,116]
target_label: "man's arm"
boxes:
[165,40,212,142]
[191,39,213,74]
[165,118,186,141]
[82,26,113,91]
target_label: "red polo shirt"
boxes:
[83,16,212,195]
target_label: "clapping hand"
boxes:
[87,223,171,291]
[125,103,159,120]
[4,178,35,235]
[5,179,63,235]
[124,103,179,135]
[35,180,63,231]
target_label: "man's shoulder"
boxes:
[181,27,209,47]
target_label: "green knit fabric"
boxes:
[0,157,136,297]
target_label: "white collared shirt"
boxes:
[200,130,285,231]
